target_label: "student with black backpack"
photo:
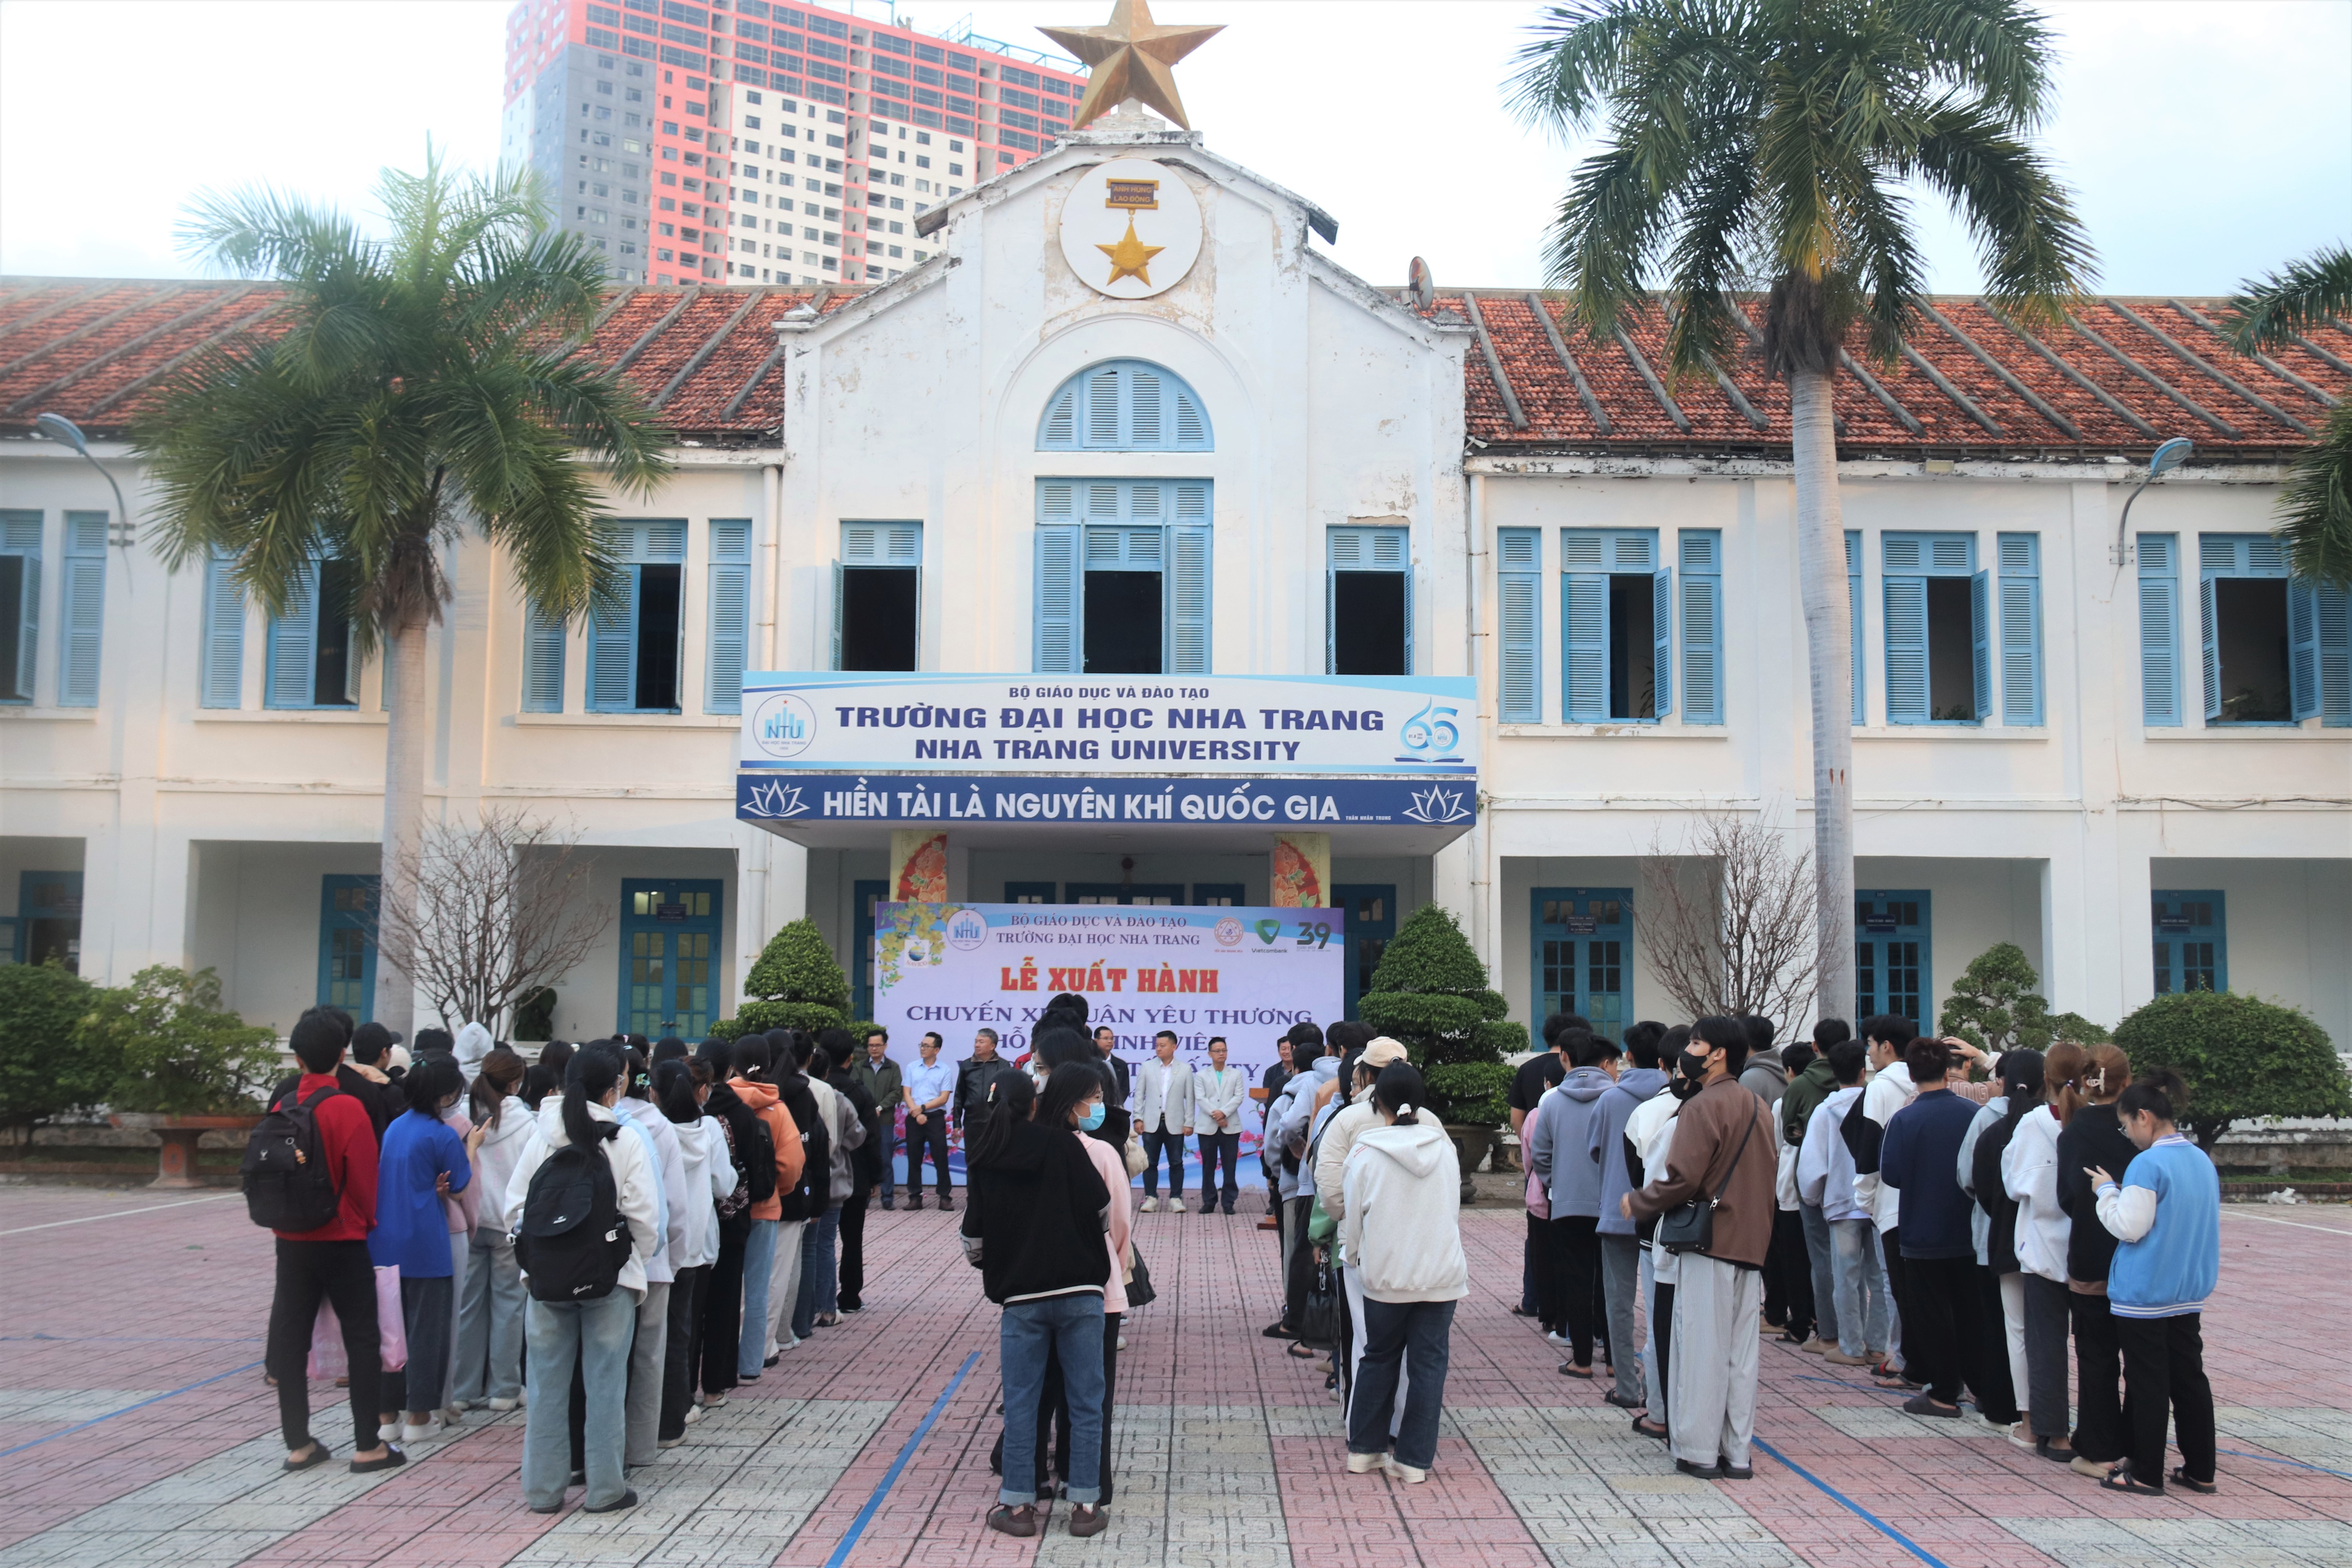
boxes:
[692,1041,759,1407]
[726,1034,808,1379]
[252,1013,400,1475]
[502,1043,660,1515]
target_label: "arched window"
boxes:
[1037,359,1212,451]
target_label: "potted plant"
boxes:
[84,967,279,1188]
[712,918,851,1040]
[1357,904,1530,1201]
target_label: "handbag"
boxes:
[1298,1254,1341,1349]
[1656,1089,1758,1256]
[1524,1164,1550,1220]
[1123,1125,1147,1177]
[307,1264,408,1377]
[1125,1243,1157,1308]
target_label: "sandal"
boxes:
[1286,1341,1319,1359]
[2099,1466,2164,1497]
[1558,1363,1595,1379]
[1602,1390,1644,1409]
[2169,1466,2218,1495]
[348,1447,406,1474]
[988,1504,1040,1538]
[1632,1417,1669,1440]
[282,1441,333,1473]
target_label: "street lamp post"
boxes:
[2112,436,2195,567]
[32,412,134,587]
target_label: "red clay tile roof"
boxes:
[2,277,2343,458]
[1434,292,2349,459]
[0,279,862,444]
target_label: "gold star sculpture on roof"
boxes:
[1096,215,1165,285]
[1040,0,1223,131]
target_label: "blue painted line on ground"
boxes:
[822,1349,982,1568]
[1750,1437,1953,1568]
[0,1359,267,1459]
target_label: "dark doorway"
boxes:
[1084,570,1161,673]
[1926,576,1977,721]
[635,563,682,710]
[1332,572,1408,675]
[314,558,358,706]
[1606,574,1656,719]
[841,566,919,670]
[2212,577,2291,722]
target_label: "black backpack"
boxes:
[513,1139,634,1301]
[741,1111,779,1206]
[1841,1092,1885,1175]
[241,1085,344,1232]
[777,1088,829,1222]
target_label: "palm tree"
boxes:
[136,153,672,1039]
[2223,245,2352,589]
[1510,0,2094,1019]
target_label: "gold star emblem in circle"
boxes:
[1040,0,1223,131]
[1096,214,1165,286]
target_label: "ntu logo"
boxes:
[750,692,817,758]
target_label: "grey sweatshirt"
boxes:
[1526,1066,1614,1218]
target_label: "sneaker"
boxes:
[377,1422,402,1445]
[658,1436,685,1449]
[937,1196,955,1212]
[703,1392,728,1410]
[1200,1207,1218,1218]
[1141,1197,1160,1212]
[1901,1393,1962,1419]
[988,1504,1040,1538]
[1384,1459,1429,1484]
[488,1397,520,1412]
[1822,1348,1872,1366]
[1346,1450,1389,1474]
[907,1197,924,1211]
[1116,1334,1127,1350]
[683,1405,703,1425]
[840,1301,863,1314]
[1799,1337,1831,1356]
[1544,1330,1573,1348]
[582,1489,639,1514]
[1067,1503,1107,1537]
[399,1414,456,1445]
[1170,1197,1187,1212]
[880,1197,895,1211]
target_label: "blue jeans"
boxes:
[998,1293,1106,1506]
[1830,1217,1891,1357]
[1800,1203,1840,1348]
[522,1291,635,1510]
[876,1118,898,1201]
[1140,1129,1184,1198]
[738,1218,777,1379]
[793,1205,840,1340]
[452,1228,524,1404]
[1349,1298,1455,1471]
[1196,1132,1240,1210]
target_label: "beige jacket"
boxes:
[1312,1088,1381,1223]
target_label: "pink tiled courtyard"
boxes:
[1,1185,2345,1568]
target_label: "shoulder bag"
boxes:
[1656,1087,1759,1256]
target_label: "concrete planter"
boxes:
[109,1113,261,1189]
[1445,1124,1496,1204]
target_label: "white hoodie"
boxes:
[501,1098,661,1299]
[472,1095,537,1236]
[613,1096,689,1285]
[2002,1104,2069,1284]
[670,1114,737,1270]
[1851,1063,1919,1232]
[1797,1085,1869,1223]
[454,1022,494,1084]
[1338,1118,1469,1304]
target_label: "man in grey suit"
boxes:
[1134,1030,1195,1212]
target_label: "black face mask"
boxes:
[1677,1049,1710,1083]
[1668,1074,1702,1102]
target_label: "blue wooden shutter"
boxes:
[2290,582,2320,721]
[1969,568,1991,724]
[265,561,318,708]
[1884,576,1929,724]
[1328,524,1410,675]
[1996,534,2042,726]
[2138,534,2180,726]
[2317,586,2350,726]
[1846,530,1865,724]
[522,602,566,712]
[57,512,106,707]
[1651,566,1673,719]
[588,568,639,711]
[1679,529,1722,725]
[706,519,752,713]
[2198,574,2221,722]
[1086,367,1121,446]
[1039,361,1212,451]
[200,554,244,708]
[1560,529,1606,721]
[1497,527,1539,723]
[1040,381,1079,446]
[2,510,41,702]
[1034,480,1081,674]
[1169,497,1211,675]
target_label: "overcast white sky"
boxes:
[2,0,2345,295]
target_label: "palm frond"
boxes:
[2274,402,2352,590]
[1885,0,2060,127]
[1910,95,2096,325]
[2222,245,2352,352]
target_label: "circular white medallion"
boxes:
[1057,158,1202,299]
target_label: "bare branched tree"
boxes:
[370,808,611,1034]
[1637,810,1819,1027]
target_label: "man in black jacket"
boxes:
[268,1008,399,1142]
[823,1032,883,1313]
[953,1029,1022,1130]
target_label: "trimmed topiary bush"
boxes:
[2113,990,2351,1150]
[1357,903,1528,1122]
[1423,1061,1513,1128]
[715,918,851,1042]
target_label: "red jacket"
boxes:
[272,1073,380,1243]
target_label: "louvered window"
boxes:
[265,556,360,710]
[1558,528,1675,722]
[1036,360,1212,451]
[1846,530,1865,725]
[706,519,753,710]
[1034,480,1210,675]
[588,518,688,713]
[1327,525,1410,675]
[0,510,41,703]
[2138,534,2180,727]
[1496,528,1541,723]
[1881,532,1984,724]
[1996,533,2043,727]
[834,520,919,671]
[2198,532,2315,725]
[201,552,246,709]
[57,513,105,707]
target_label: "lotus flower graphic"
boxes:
[1401,785,1472,825]
[745,780,811,818]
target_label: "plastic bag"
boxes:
[306,1265,408,1378]
[1525,1165,1549,1220]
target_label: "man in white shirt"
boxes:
[1133,1030,1195,1213]
[1851,1015,1920,1383]
[1193,1037,1248,1216]
[900,1033,956,1210]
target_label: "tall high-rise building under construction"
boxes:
[501,0,1088,287]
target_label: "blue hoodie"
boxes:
[1588,1067,1668,1236]
[1527,1066,1614,1218]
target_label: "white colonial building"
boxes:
[2,106,2347,1054]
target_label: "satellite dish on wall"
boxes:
[1407,256,1435,311]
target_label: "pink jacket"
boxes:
[442,1108,481,1234]
[1079,1133,1132,1314]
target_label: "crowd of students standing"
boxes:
[251,989,2226,1532]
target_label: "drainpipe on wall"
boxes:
[1465,471,1490,965]
[739,459,784,1007]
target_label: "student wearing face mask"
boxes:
[371,1055,486,1446]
